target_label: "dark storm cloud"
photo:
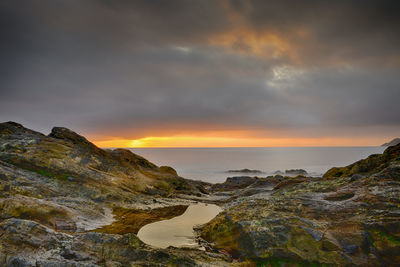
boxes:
[0,0,399,140]
[227,0,400,66]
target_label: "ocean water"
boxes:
[129,147,385,184]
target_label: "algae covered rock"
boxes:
[0,218,229,266]
[0,122,230,266]
[201,159,400,265]
[324,143,400,178]
[212,176,258,192]
[0,121,203,198]
[158,166,178,175]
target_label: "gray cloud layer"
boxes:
[0,0,399,140]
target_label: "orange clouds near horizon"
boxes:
[92,135,384,148]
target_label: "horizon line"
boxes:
[102,145,385,149]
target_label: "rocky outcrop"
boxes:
[0,121,203,198]
[0,218,230,266]
[323,143,400,178]
[382,138,400,147]
[201,146,400,266]
[0,122,225,266]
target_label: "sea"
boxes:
[129,147,385,184]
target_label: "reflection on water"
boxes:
[137,203,222,248]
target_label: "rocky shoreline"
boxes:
[200,145,400,266]
[0,121,399,266]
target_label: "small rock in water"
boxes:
[226,169,263,174]
[285,169,308,176]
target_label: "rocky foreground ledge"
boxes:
[0,121,399,266]
[0,122,230,266]
[200,144,400,266]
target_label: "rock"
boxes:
[110,148,158,169]
[2,256,32,267]
[49,127,94,148]
[55,220,77,232]
[211,176,258,192]
[0,121,203,200]
[158,166,178,175]
[324,143,400,178]
[0,218,229,266]
[285,169,308,176]
[0,196,77,232]
[226,169,264,174]
[0,121,44,137]
[324,191,355,201]
[339,242,359,255]
[382,138,400,147]
[273,177,306,190]
[351,173,363,181]
[201,154,400,266]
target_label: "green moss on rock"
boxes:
[324,144,400,178]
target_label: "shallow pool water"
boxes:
[137,203,222,248]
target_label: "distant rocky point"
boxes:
[382,137,400,147]
[225,168,263,174]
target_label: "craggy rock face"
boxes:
[0,218,230,266]
[201,144,400,266]
[0,122,226,266]
[323,144,400,178]
[0,121,202,199]
[0,122,208,232]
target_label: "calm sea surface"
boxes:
[129,147,385,183]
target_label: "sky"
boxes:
[0,0,399,147]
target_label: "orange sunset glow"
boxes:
[92,135,384,148]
